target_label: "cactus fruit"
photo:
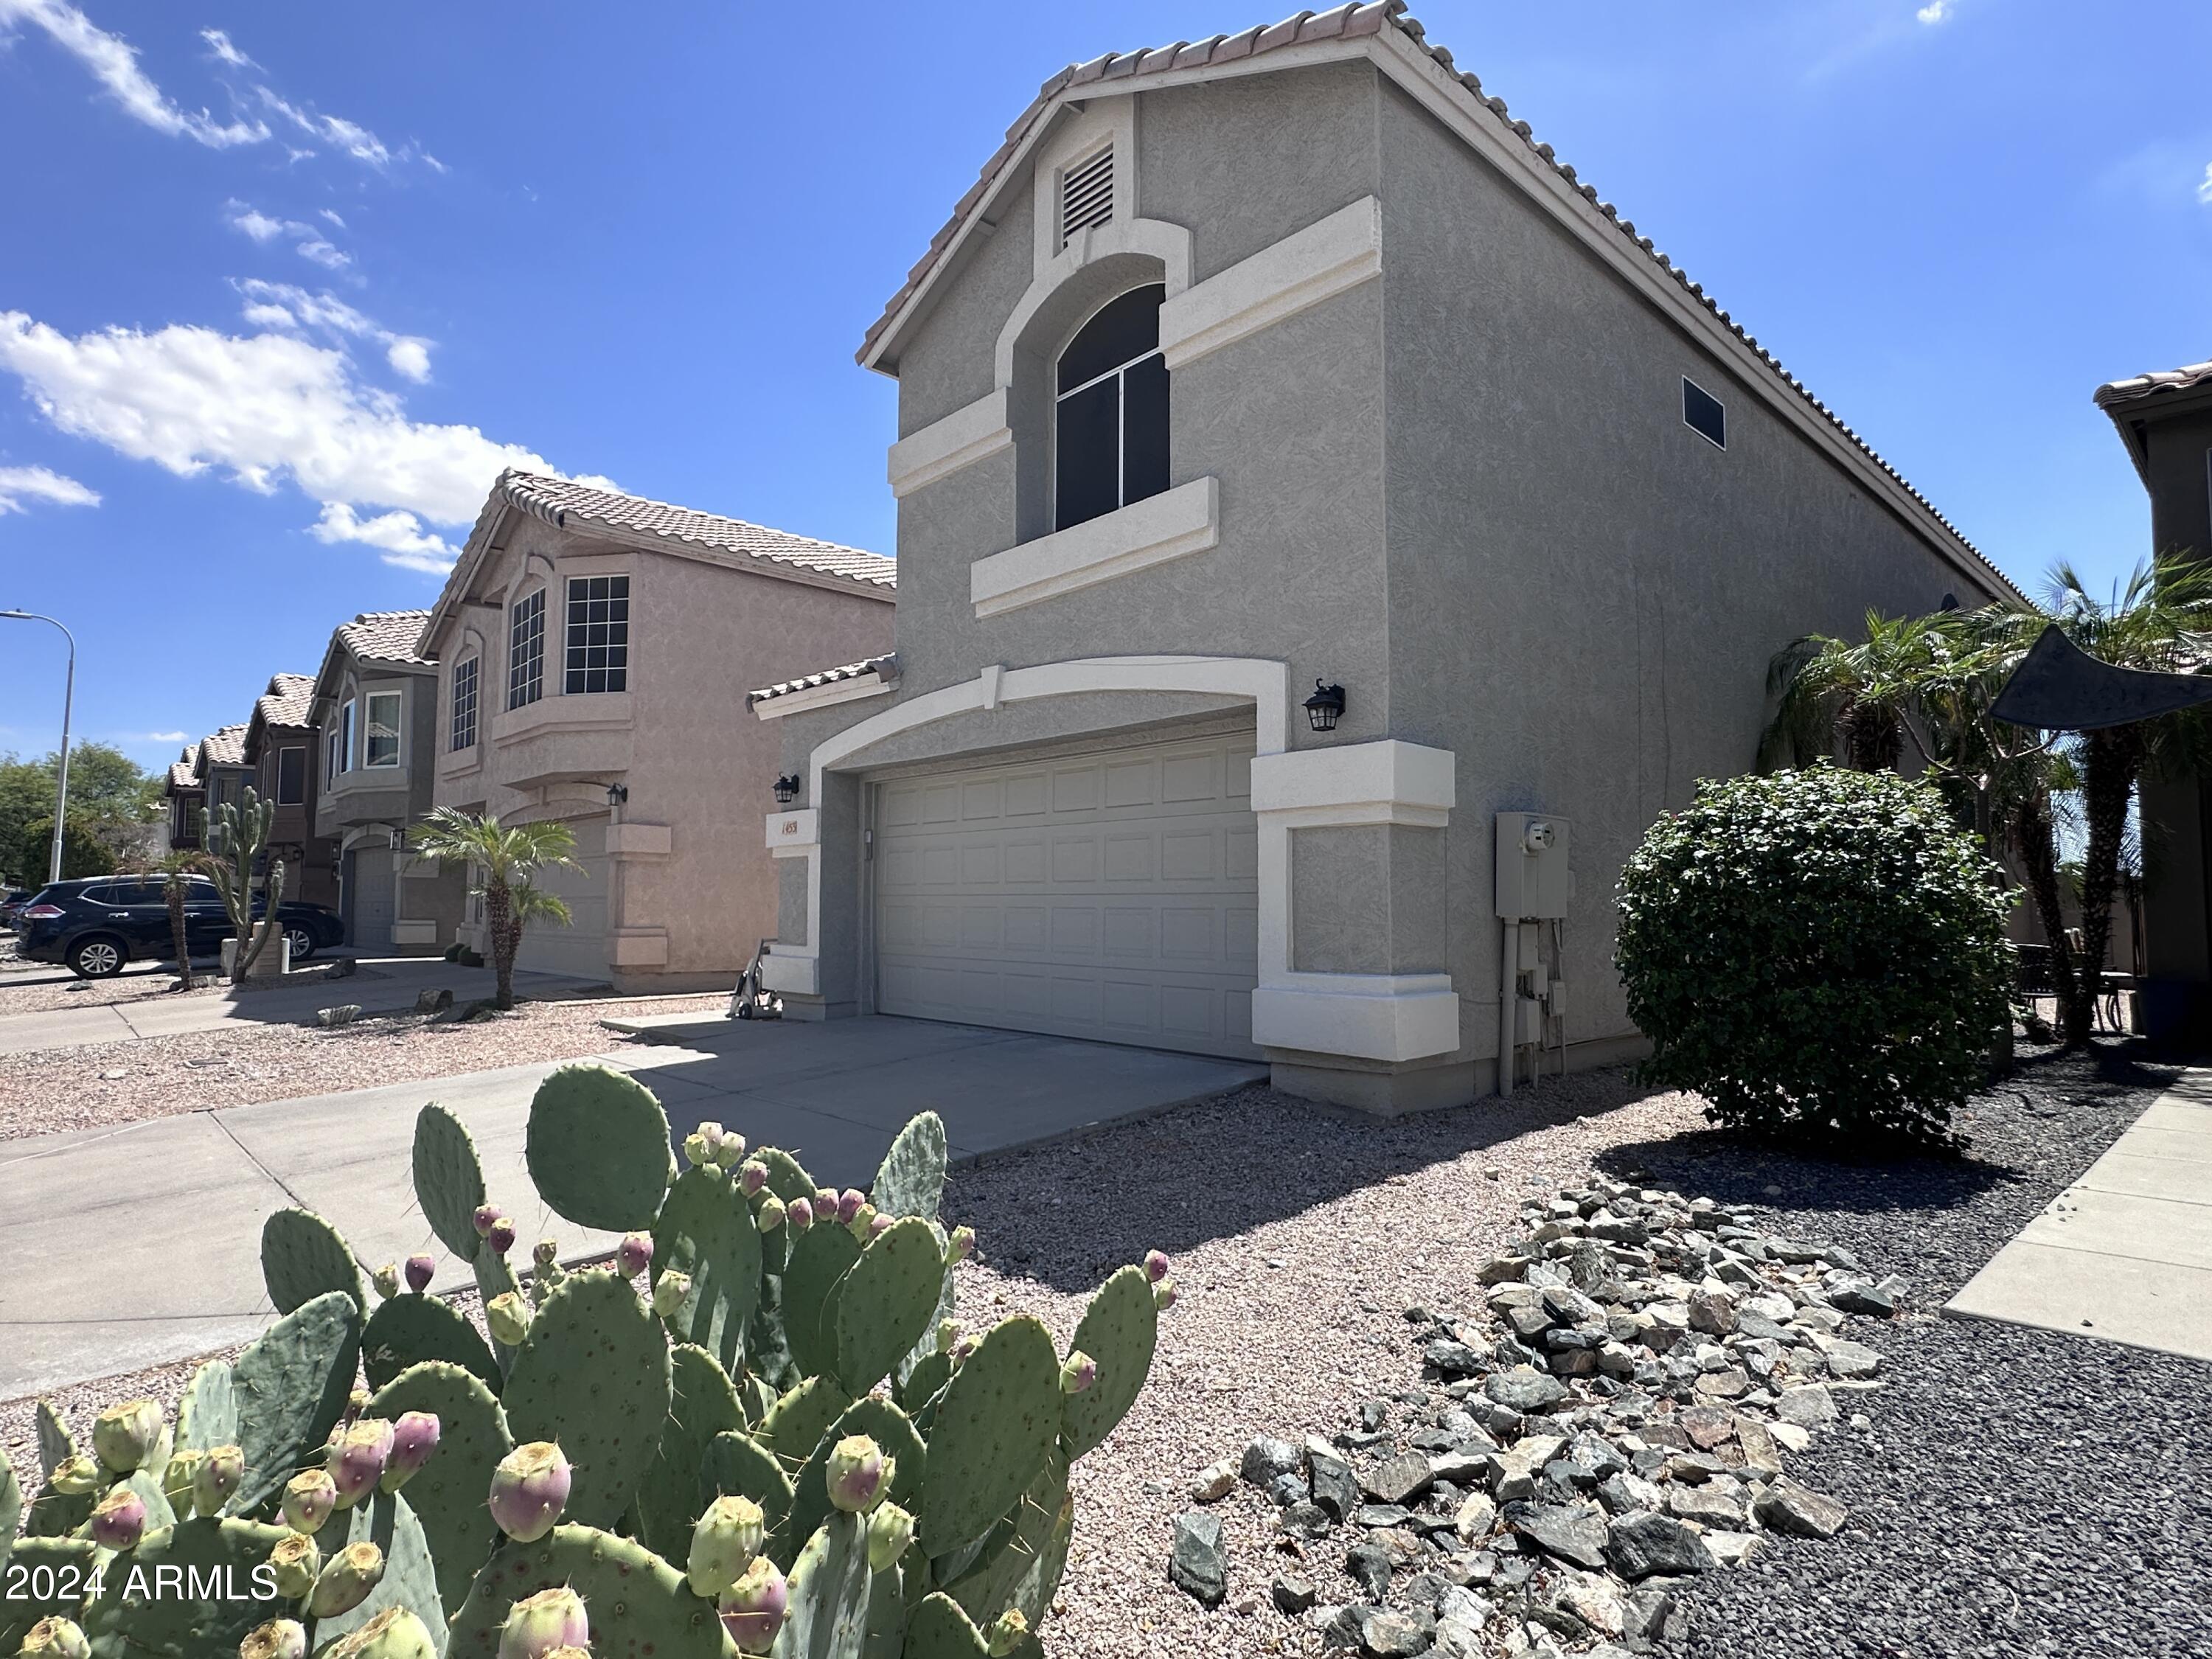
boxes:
[283,1469,338,1533]
[328,1418,395,1504]
[50,1454,99,1495]
[473,1206,501,1239]
[324,1607,439,1659]
[488,1442,570,1543]
[309,1540,386,1617]
[1060,1352,1096,1395]
[825,1435,892,1514]
[240,1621,307,1659]
[836,1190,864,1226]
[617,1232,653,1277]
[869,1214,894,1239]
[846,1201,880,1241]
[714,1131,748,1169]
[487,1292,532,1346]
[88,1485,148,1550]
[268,1531,319,1598]
[372,1262,402,1300]
[815,1187,838,1215]
[1143,1250,1169,1284]
[160,1448,201,1517]
[652,1270,692,1317]
[866,1501,916,1571]
[757,1194,787,1232]
[383,1413,440,1491]
[488,1217,518,1255]
[682,1127,715,1169]
[686,1493,767,1598]
[405,1255,434,1293]
[194,1444,244,1514]
[1153,1277,1177,1310]
[18,1617,91,1659]
[739,1160,768,1197]
[717,1556,788,1654]
[496,1586,588,1659]
[532,1239,559,1269]
[985,1609,1029,1656]
[787,1196,814,1233]
[92,1399,164,1472]
[947,1226,975,1265]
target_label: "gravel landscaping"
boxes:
[0,956,384,1017]
[0,992,726,1141]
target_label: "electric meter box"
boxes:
[1495,812,1571,919]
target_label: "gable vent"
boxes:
[1060,146,1114,246]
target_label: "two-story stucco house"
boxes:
[754,4,2025,1114]
[184,724,253,846]
[162,740,210,852]
[308,610,467,954]
[417,472,896,990]
[240,672,339,907]
[2094,357,2212,1047]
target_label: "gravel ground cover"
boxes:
[0,957,380,1017]
[0,991,726,1141]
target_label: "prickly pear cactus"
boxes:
[34,1400,74,1481]
[412,1102,488,1261]
[635,1344,744,1559]
[757,1376,849,1467]
[260,1206,369,1315]
[0,1537,93,1651]
[525,1063,676,1231]
[776,1397,926,1573]
[916,1318,1060,1558]
[939,1452,1067,1628]
[773,1511,877,1658]
[175,1357,238,1452]
[902,1593,992,1659]
[870,1112,947,1221]
[653,1164,764,1374]
[703,1428,795,1540]
[833,1219,944,1396]
[310,1488,446,1652]
[445,1526,728,1659]
[501,1268,671,1528]
[361,1290,501,1394]
[0,1448,19,1576]
[367,1362,514,1615]
[227,1289,362,1517]
[781,1223,862,1381]
[77,1515,291,1658]
[1060,1264,1158,1459]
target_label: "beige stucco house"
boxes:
[754,4,2025,1113]
[241,672,339,906]
[308,611,468,954]
[417,472,896,990]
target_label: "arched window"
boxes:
[1054,283,1168,532]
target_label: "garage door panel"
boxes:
[515,818,608,981]
[874,732,1260,1060]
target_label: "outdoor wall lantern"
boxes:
[1304,680,1347,734]
[605,782,629,807]
[773,774,801,804]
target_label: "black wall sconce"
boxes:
[773,774,801,804]
[1304,679,1346,734]
[605,782,629,807]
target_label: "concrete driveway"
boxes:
[0,1016,1262,1399]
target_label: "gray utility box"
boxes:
[1495,813,1571,919]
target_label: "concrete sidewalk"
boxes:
[0,1016,1262,1399]
[0,959,603,1056]
[1947,1068,2212,1361]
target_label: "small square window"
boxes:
[1683,377,1727,450]
[564,574,630,694]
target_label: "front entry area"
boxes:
[872,730,1260,1058]
[515,815,611,982]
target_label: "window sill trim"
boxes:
[970,476,1218,619]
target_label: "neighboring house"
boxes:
[241,672,340,907]
[308,611,467,954]
[754,6,2025,1113]
[162,744,206,852]
[419,471,896,990]
[2094,357,2212,1046]
[188,724,254,845]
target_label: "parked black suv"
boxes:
[13,876,344,978]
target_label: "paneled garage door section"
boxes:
[875,734,1259,1057]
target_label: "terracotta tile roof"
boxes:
[253,672,316,730]
[860,0,2017,601]
[165,751,201,793]
[337,610,434,667]
[198,723,251,769]
[2094,359,2212,411]
[495,472,896,590]
[748,653,900,706]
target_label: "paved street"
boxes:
[0,1015,1262,1398]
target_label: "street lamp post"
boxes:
[1,610,76,886]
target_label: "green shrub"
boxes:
[16,815,115,882]
[1614,765,2014,1147]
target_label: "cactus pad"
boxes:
[780,1221,862,1380]
[832,1217,944,1395]
[636,1343,745,1560]
[756,1375,850,1469]
[776,1397,925,1573]
[35,1399,74,1481]
[895,1352,953,1417]
[361,1290,501,1394]
[310,1489,445,1654]
[445,1525,728,1659]
[1060,1264,1158,1459]
[501,1267,672,1528]
[260,1206,368,1315]
[524,1063,675,1231]
[653,1166,764,1374]
[940,1450,1067,1627]
[0,1537,93,1652]
[367,1361,513,1615]
[472,1247,521,1312]
[77,1515,290,1658]
[226,1288,362,1517]
[412,1102,487,1261]
[902,1593,992,1659]
[175,1357,238,1453]
[870,1111,947,1221]
[703,1429,794,1539]
[917,1316,1060,1558]
[0,1449,19,1575]
[772,1510,875,1658]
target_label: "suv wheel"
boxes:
[285,925,317,964]
[69,936,125,978]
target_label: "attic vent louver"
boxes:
[1060,146,1113,246]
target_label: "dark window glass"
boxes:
[276,747,305,805]
[1054,285,1169,533]
[508,590,546,709]
[1683,378,1727,449]
[451,658,479,751]
[563,575,630,694]
[365,692,402,768]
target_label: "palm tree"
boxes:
[156,852,200,991]
[407,807,580,1009]
[1759,611,1945,773]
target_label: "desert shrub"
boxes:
[16,815,115,882]
[1615,765,2014,1147]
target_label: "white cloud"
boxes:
[224,201,353,271]
[232,279,432,383]
[0,0,268,146]
[384,338,431,383]
[223,201,288,243]
[198,27,252,69]
[124,729,188,742]
[1916,1,1951,19]
[318,208,346,229]
[2198,163,2212,205]
[256,85,394,168]
[0,463,100,513]
[0,308,577,572]
[293,236,350,271]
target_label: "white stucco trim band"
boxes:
[970,477,1219,617]
[1160,196,1382,370]
[1251,974,1460,1063]
[1249,737,1455,827]
[751,673,900,720]
[993,218,1194,389]
[886,389,1014,499]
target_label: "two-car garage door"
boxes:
[515,817,610,981]
[874,732,1259,1059]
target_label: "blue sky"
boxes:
[0,0,2206,775]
